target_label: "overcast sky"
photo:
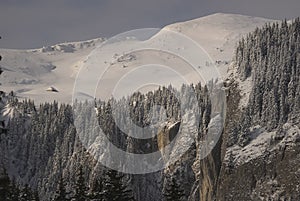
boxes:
[0,0,299,49]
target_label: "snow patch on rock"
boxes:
[225,123,300,167]
[228,62,253,109]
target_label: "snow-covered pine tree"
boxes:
[102,169,135,201]
[163,173,185,201]
[72,165,88,201]
[0,168,10,200]
[52,175,70,201]
[89,177,105,201]
[19,184,35,201]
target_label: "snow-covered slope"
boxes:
[164,13,275,75]
[0,13,275,104]
[0,38,104,103]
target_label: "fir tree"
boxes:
[0,168,10,200]
[19,184,34,201]
[89,178,104,201]
[163,174,185,201]
[72,165,88,201]
[52,175,70,201]
[102,169,135,201]
[8,178,20,201]
[33,190,40,201]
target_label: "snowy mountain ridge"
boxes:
[0,13,275,104]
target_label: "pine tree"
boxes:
[102,169,135,201]
[0,168,11,200]
[19,184,34,201]
[8,178,20,201]
[163,174,185,201]
[52,175,70,201]
[33,190,40,201]
[89,178,104,201]
[72,165,88,201]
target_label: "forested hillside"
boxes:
[0,83,217,200]
[232,19,300,146]
[218,18,300,200]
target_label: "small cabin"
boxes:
[46,86,59,92]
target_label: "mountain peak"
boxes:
[185,12,275,27]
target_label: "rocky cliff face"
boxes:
[213,78,300,200]
[195,19,300,201]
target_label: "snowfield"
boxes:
[0,13,275,104]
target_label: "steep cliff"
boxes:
[216,19,300,200]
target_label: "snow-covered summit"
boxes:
[163,13,275,74]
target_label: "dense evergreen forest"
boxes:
[231,18,300,146]
[0,82,215,200]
